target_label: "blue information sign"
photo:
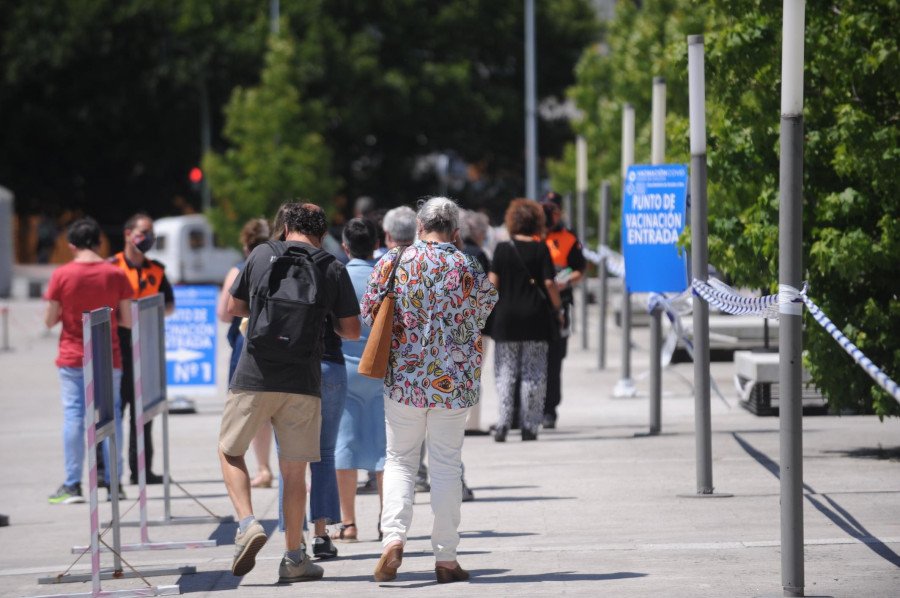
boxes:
[622,164,689,293]
[165,285,218,396]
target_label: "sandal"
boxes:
[250,467,272,488]
[331,522,358,542]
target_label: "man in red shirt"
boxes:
[45,218,134,504]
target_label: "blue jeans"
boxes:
[59,367,124,487]
[278,360,347,530]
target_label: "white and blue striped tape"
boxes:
[584,245,626,279]
[690,277,899,406]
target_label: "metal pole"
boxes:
[649,309,662,434]
[524,0,538,200]
[563,192,575,333]
[199,80,212,213]
[270,0,280,34]
[648,77,666,434]
[576,136,589,350]
[613,104,635,397]
[779,2,806,595]
[1,305,8,351]
[688,35,713,493]
[598,182,610,369]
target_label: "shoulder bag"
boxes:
[358,247,408,379]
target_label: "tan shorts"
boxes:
[219,390,321,463]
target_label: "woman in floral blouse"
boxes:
[360,196,497,584]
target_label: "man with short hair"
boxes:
[381,205,417,248]
[540,192,587,429]
[45,218,133,504]
[222,202,360,582]
[110,213,174,486]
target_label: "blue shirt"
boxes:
[342,257,378,359]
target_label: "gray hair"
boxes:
[382,206,417,243]
[417,196,459,234]
[460,209,489,243]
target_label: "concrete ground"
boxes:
[1,291,898,598]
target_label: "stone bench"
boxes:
[733,350,828,415]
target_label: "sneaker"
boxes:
[48,483,85,504]
[542,414,557,429]
[414,478,431,493]
[521,428,538,441]
[312,535,338,559]
[232,520,267,576]
[104,483,127,502]
[278,552,324,583]
[461,483,475,502]
[356,478,378,495]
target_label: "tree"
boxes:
[279,0,599,214]
[0,0,598,247]
[203,32,339,248]
[0,0,267,238]
[553,0,900,417]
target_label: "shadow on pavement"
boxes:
[471,485,539,491]
[460,530,539,539]
[376,569,647,588]
[468,496,575,503]
[732,432,900,568]
[823,446,900,461]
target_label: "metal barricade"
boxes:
[74,294,217,552]
[30,307,179,597]
[117,293,231,528]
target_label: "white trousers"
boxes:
[381,398,469,562]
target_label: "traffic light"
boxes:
[189,167,203,193]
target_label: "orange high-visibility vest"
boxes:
[545,228,579,268]
[110,252,165,299]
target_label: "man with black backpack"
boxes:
[220,202,361,583]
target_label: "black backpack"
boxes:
[246,241,335,364]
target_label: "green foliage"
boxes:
[558,0,900,416]
[0,0,598,234]
[549,0,707,247]
[203,32,339,248]
[278,0,599,213]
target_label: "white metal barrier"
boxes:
[30,307,179,597]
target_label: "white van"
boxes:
[145,214,242,284]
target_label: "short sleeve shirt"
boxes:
[229,241,359,396]
[360,241,498,409]
[45,261,134,369]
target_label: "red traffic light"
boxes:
[189,167,203,184]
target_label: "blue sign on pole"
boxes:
[165,285,218,396]
[622,164,689,293]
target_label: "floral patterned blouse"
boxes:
[361,241,498,409]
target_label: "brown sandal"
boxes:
[330,522,358,542]
[374,543,403,582]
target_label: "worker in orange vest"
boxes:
[540,192,586,429]
[109,213,175,485]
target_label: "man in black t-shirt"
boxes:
[220,203,361,582]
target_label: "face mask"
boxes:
[131,231,155,253]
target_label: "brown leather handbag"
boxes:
[358,248,407,379]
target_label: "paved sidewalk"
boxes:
[1,294,898,597]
